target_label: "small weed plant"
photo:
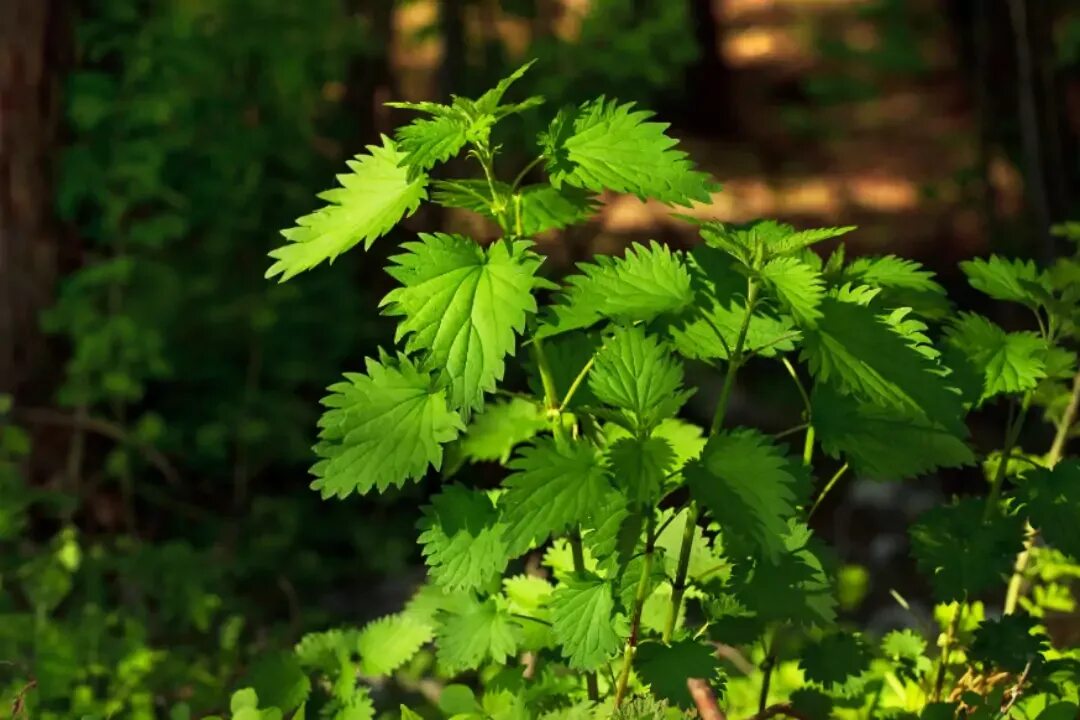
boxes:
[233,64,1080,720]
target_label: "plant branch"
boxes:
[758,652,777,715]
[710,279,758,435]
[1004,369,1080,614]
[667,279,758,642]
[559,355,596,411]
[1047,369,1080,466]
[663,502,697,643]
[613,513,656,708]
[772,423,809,441]
[15,406,181,487]
[688,678,727,720]
[510,154,544,193]
[997,661,1031,719]
[808,463,849,520]
[748,704,811,720]
[568,528,599,701]
[933,604,962,702]
[780,357,814,465]
[983,393,1032,522]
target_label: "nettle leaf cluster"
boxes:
[242,64,1080,720]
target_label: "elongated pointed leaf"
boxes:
[268,137,427,281]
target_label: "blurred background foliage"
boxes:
[0,0,1078,716]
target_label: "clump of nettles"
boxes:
[212,62,1080,720]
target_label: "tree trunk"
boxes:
[0,0,66,395]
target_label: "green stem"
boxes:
[802,425,816,468]
[1004,524,1037,616]
[932,604,962,702]
[532,336,568,442]
[668,279,758,642]
[1004,370,1080,614]
[983,393,1032,523]
[780,356,814,466]
[559,355,596,411]
[613,514,657,708]
[808,463,849,520]
[510,154,544,193]
[569,528,599,701]
[758,652,777,715]
[663,503,697,643]
[709,278,758,435]
[1046,369,1080,467]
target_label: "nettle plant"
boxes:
[234,64,1080,719]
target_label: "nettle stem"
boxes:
[613,513,657,708]
[568,527,600,701]
[1004,369,1080,614]
[932,603,963,702]
[982,392,1032,523]
[533,334,597,699]
[667,278,759,643]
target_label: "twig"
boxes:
[714,643,756,676]
[11,678,36,719]
[808,463,849,520]
[998,661,1031,719]
[749,704,811,720]
[14,406,181,487]
[688,678,727,720]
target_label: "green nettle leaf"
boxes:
[789,689,834,720]
[800,632,872,691]
[311,355,464,499]
[909,498,1025,601]
[431,179,499,214]
[944,313,1048,403]
[453,397,547,466]
[242,652,310,713]
[588,326,694,432]
[882,629,927,664]
[541,97,713,207]
[1021,460,1080,559]
[970,615,1048,673]
[687,429,808,562]
[382,234,545,412]
[764,224,856,256]
[503,575,555,651]
[539,241,695,338]
[812,384,974,481]
[717,523,836,631]
[295,629,360,672]
[357,613,434,676]
[801,297,965,432]
[549,575,624,670]
[268,137,427,281]
[418,485,509,592]
[501,439,612,557]
[760,256,825,326]
[516,184,598,235]
[607,435,676,506]
[610,698,671,720]
[635,640,724,709]
[669,300,798,361]
[395,115,469,175]
[960,255,1050,308]
[436,597,521,673]
[843,255,948,315]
